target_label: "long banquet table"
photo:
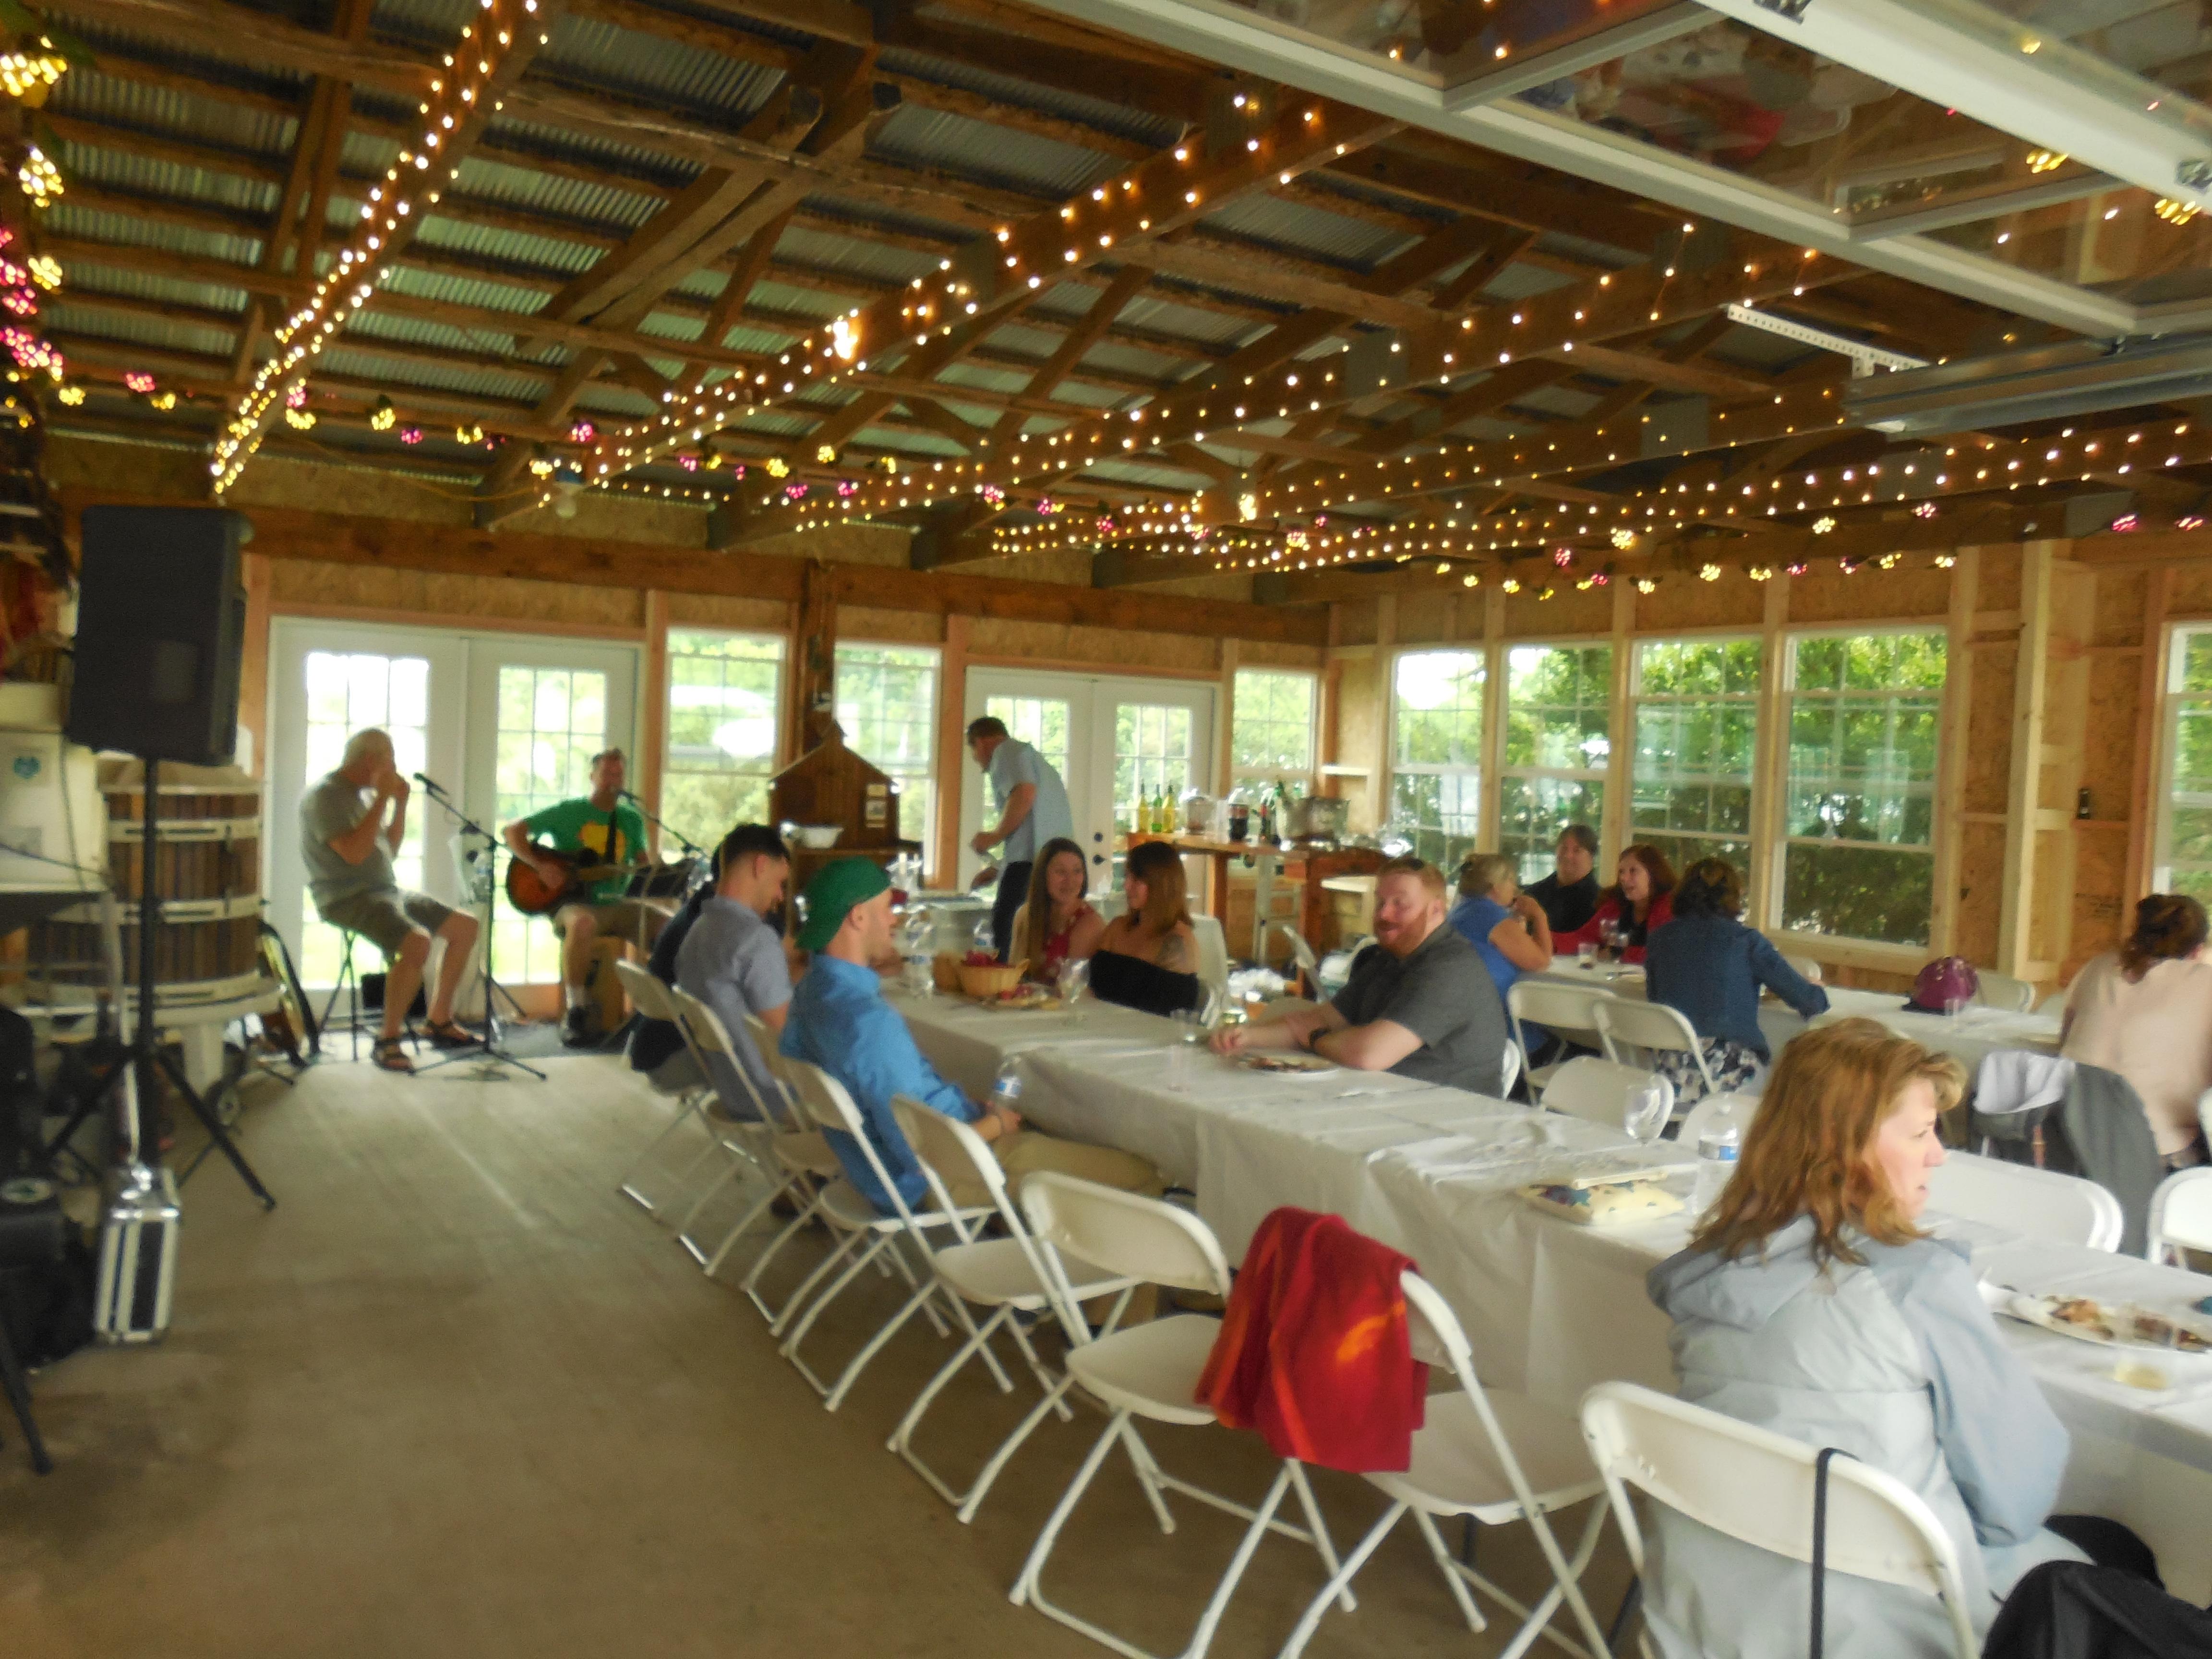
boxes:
[890,987,2212,1601]
[1531,961,2063,1073]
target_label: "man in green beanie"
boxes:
[780,857,1159,1215]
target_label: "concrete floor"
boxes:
[0,1056,1633,1659]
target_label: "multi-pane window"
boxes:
[493,664,610,984]
[985,695,1071,783]
[1780,631,1946,945]
[1630,638,1761,880]
[1231,669,1316,785]
[663,630,783,850]
[835,643,938,849]
[1501,643,1611,883]
[2159,628,2212,906]
[1116,700,1195,825]
[299,650,430,987]
[1391,649,1487,869]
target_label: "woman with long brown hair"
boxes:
[1551,842,1677,963]
[2062,893,2212,1167]
[1007,837,1102,980]
[1090,839,1202,1016]
[1642,1020,2094,1657]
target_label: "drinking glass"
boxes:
[1172,1007,1203,1046]
[1942,992,1969,1019]
[1575,940,1597,968]
[1056,957,1090,1025]
[1623,1076,1675,1145]
[1166,1036,1192,1092]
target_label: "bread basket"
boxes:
[958,962,1025,999]
[930,951,965,993]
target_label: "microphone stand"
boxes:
[620,788,705,861]
[410,774,544,1083]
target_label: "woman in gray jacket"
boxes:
[1643,1018,2090,1657]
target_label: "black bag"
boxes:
[1984,1560,2212,1659]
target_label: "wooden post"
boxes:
[1997,541,2058,976]
[785,557,838,759]
[1216,637,1239,798]
[637,588,669,853]
[1928,550,1980,957]
[2123,566,2172,905]
[934,613,970,890]
[237,551,272,777]
[1370,593,1397,834]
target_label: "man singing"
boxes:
[501,748,672,1046]
[301,728,480,1074]
[964,715,1074,963]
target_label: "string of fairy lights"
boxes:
[210,0,547,495]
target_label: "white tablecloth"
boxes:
[1531,964,2062,1073]
[893,987,2212,1600]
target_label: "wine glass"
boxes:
[1623,1075,1675,1146]
[1056,957,1090,1025]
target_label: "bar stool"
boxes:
[316,931,418,1062]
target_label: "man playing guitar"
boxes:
[501,748,673,1046]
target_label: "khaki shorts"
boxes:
[551,898,673,950]
[317,888,457,956]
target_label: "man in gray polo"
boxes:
[674,822,794,1116]
[1211,856,1510,1096]
[300,728,481,1072]
[965,714,1074,962]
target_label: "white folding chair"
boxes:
[1498,1036,1522,1101]
[1975,971,2036,1012]
[1923,1151,2123,1251]
[2147,1167,2212,1264]
[776,1060,996,1408]
[665,988,799,1271]
[609,960,727,1218]
[1781,954,1824,984]
[2037,989,2071,1016]
[1505,981,1610,1094]
[1580,1382,1978,1659]
[728,1009,851,1320]
[1267,920,1321,997]
[1010,1174,1356,1659]
[1192,915,1231,998]
[887,1100,1144,1521]
[1592,998,1718,1100]
[1275,1272,1612,1659]
[1539,1056,1658,1130]
[1673,1092,1759,1154]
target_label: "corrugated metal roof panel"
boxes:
[343,306,565,366]
[51,70,298,158]
[483,112,704,188]
[379,264,549,315]
[56,19,307,101]
[47,208,264,268]
[1196,194,1411,272]
[776,222,934,288]
[319,341,552,405]
[450,156,664,234]
[571,384,662,418]
[407,214,600,277]
[874,46,1182,149]
[49,301,235,361]
[55,144,280,218]
[64,261,251,317]
[745,278,853,324]
[536,15,786,121]
[868,105,1115,203]
[369,0,472,47]
[1113,289,1266,351]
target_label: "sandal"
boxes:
[371,1036,415,1074]
[426,1020,480,1050]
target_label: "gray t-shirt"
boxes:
[1330,923,1509,1097]
[301,772,395,911]
[987,737,1074,865]
[675,895,793,1114]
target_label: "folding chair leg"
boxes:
[614,1094,713,1213]
[1411,1508,1491,1635]
[768,1221,867,1339]
[1285,1461,1358,1615]
[740,1186,830,1322]
[701,1169,800,1278]
[1275,1499,1411,1659]
[821,1272,940,1413]
[955,1372,1072,1524]
[1010,1408,1129,1611]
[781,1234,897,1394]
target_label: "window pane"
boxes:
[1232,668,1315,777]
[1391,650,1486,869]
[1780,844,1936,947]
[494,664,612,983]
[663,631,784,853]
[835,643,937,849]
[1501,643,1610,878]
[1628,637,1758,879]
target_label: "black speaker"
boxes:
[67,507,249,764]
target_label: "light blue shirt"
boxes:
[1447,893,1519,1004]
[674,896,791,1114]
[987,737,1073,865]
[780,953,976,1212]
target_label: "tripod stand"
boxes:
[412,775,543,1082]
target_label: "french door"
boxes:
[958,669,1216,894]
[266,619,638,993]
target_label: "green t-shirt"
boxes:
[522,798,650,904]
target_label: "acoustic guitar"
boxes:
[504,845,658,916]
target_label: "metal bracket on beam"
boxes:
[1723,303,1929,378]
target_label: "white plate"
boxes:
[1999,1291,2212,1354]
[1235,1052,1337,1077]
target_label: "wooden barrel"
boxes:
[30,772,266,1004]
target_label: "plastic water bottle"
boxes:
[898,907,934,998]
[988,1058,1024,1117]
[1693,1098,1743,1214]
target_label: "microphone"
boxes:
[411,771,447,795]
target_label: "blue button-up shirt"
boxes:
[780,954,977,1212]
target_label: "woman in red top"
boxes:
[1010,836,1102,979]
[1554,843,1678,963]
